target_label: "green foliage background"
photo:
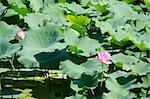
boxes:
[0,0,150,98]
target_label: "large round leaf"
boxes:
[0,38,20,59]
[0,21,20,41]
[18,24,66,68]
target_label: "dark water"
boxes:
[0,71,75,99]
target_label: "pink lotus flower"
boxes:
[96,51,112,64]
[15,29,25,40]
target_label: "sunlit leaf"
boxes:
[27,0,43,12]
[65,94,86,99]
[0,39,20,59]
[0,2,6,16]
[144,0,150,11]
[0,21,20,41]
[64,29,100,56]
[111,53,150,75]
[18,24,65,67]
[60,58,108,79]
[7,0,26,8]
[66,15,91,25]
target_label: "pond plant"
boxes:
[0,0,150,98]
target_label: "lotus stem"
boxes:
[101,64,104,88]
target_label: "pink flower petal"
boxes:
[16,29,25,40]
[105,61,112,64]
[98,51,103,59]
[95,56,103,63]
[95,51,112,64]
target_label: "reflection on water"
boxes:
[0,70,75,99]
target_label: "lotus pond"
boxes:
[0,0,150,99]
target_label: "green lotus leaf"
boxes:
[18,24,66,68]
[92,2,108,13]
[144,0,150,11]
[124,0,136,4]
[66,2,88,15]
[70,81,82,92]
[43,0,55,4]
[107,16,127,29]
[60,60,85,79]
[0,21,20,41]
[72,74,98,88]
[106,70,129,79]
[111,53,150,75]
[64,29,100,56]
[10,5,30,16]
[0,68,9,74]
[99,21,150,50]
[60,58,108,79]
[7,0,26,8]
[66,15,91,25]
[0,38,20,59]
[0,2,6,16]
[70,24,87,35]
[99,21,116,37]
[25,4,65,29]
[109,2,137,19]
[27,0,43,12]
[103,79,136,99]
[24,13,47,29]
[42,4,65,26]
[34,49,68,69]
[4,9,18,17]
[65,94,86,99]
[132,20,147,31]
[141,74,150,88]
